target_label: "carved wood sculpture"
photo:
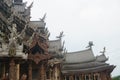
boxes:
[28,33,51,64]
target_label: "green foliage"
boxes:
[112,75,120,80]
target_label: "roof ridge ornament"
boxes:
[86,41,94,49]
[28,2,33,9]
[100,47,106,54]
[56,31,64,40]
[40,13,46,22]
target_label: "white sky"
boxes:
[24,0,120,77]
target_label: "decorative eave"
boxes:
[62,61,107,69]
[28,52,52,64]
[0,51,26,60]
[29,33,49,53]
[28,33,51,64]
[62,64,116,75]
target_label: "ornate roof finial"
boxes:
[86,41,94,49]
[40,13,46,22]
[28,2,33,9]
[100,47,106,54]
[56,31,64,40]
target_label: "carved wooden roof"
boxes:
[28,53,51,64]
[62,48,116,74]
[29,33,48,53]
[64,49,96,64]
[28,33,51,64]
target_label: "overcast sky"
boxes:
[24,0,120,76]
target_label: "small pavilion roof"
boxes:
[96,53,108,62]
[48,39,62,53]
[29,21,45,30]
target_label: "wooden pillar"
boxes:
[75,75,77,80]
[69,76,70,80]
[69,75,74,80]
[100,72,107,80]
[1,63,6,80]
[16,64,20,80]
[28,64,32,80]
[51,68,54,80]
[55,65,57,80]
[58,64,61,80]
[106,73,112,80]
[98,73,100,80]
[64,76,67,80]
[9,59,16,80]
[79,74,81,80]
[55,64,60,80]
[72,75,74,80]
[85,74,86,80]
[3,63,5,77]
[100,72,103,80]
[49,68,51,80]
[40,63,46,80]
[89,74,91,80]
[109,74,112,80]
[94,73,96,80]
[81,74,84,80]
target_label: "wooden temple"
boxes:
[62,47,115,80]
[0,0,115,80]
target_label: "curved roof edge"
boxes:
[96,53,108,62]
[64,48,96,64]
